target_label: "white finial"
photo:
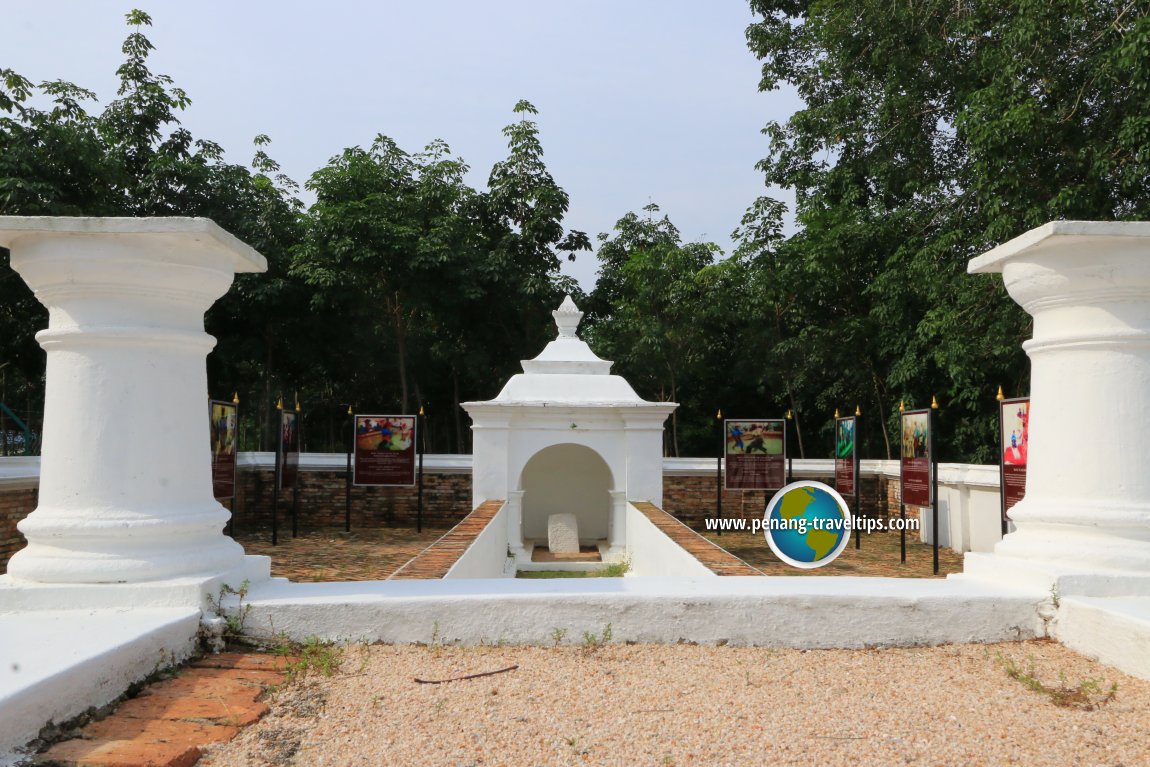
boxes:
[553,295,583,339]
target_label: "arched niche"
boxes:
[519,443,614,543]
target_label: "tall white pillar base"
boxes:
[0,217,267,585]
[604,490,628,559]
[966,221,1150,594]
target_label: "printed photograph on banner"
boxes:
[1001,399,1029,466]
[209,400,237,500]
[835,417,855,459]
[900,409,932,507]
[210,401,237,458]
[354,415,417,486]
[901,411,930,459]
[725,420,784,455]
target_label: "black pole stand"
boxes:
[715,410,723,536]
[854,407,862,550]
[931,397,940,575]
[785,409,794,485]
[346,406,353,534]
[417,407,425,534]
[291,400,300,538]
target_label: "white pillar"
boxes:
[0,217,266,583]
[968,221,1150,575]
[606,489,627,558]
[507,490,527,561]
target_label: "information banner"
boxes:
[724,419,786,490]
[209,400,238,500]
[1000,397,1029,520]
[279,410,300,490]
[354,415,417,487]
[834,415,857,496]
[900,409,932,507]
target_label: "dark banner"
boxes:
[1000,397,1029,520]
[900,409,932,507]
[834,415,857,496]
[724,419,786,490]
[210,400,237,500]
[354,415,417,487]
[279,410,300,490]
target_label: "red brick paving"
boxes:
[631,501,764,576]
[36,653,291,767]
[389,500,504,579]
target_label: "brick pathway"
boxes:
[232,527,446,581]
[631,501,763,576]
[389,500,504,579]
[37,653,292,767]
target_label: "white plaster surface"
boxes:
[625,503,714,578]
[0,607,201,763]
[969,221,1150,573]
[442,504,512,580]
[463,297,675,556]
[1052,596,1150,681]
[236,575,1046,649]
[0,217,266,584]
[546,513,580,554]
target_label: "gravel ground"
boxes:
[198,639,1149,767]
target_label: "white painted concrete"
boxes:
[969,221,1150,576]
[443,504,513,580]
[0,217,266,584]
[0,607,201,763]
[523,445,609,542]
[463,297,676,564]
[625,503,714,578]
[235,575,1046,648]
[1053,596,1150,680]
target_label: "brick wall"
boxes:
[229,468,472,534]
[0,487,36,573]
[662,473,890,528]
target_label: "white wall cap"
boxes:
[969,220,1150,274]
[0,216,267,273]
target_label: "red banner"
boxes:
[210,400,237,500]
[724,419,786,490]
[900,409,932,507]
[354,415,417,487]
[1000,397,1029,520]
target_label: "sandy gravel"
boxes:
[198,640,1149,767]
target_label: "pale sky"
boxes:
[3,1,801,289]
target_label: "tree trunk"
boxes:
[787,388,805,458]
[389,295,410,414]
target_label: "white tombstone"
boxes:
[463,296,676,562]
[547,513,580,554]
[0,217,266,584]
[965,221,1150,592]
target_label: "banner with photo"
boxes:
[900,409,932,507]
[209,400,238,500]
[1000,397,1029,520]
[724,419,786,490]
[278,409,301,490]
[354,415,417,487]
[834,415,857,496]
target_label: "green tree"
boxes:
[745,0,1150,460]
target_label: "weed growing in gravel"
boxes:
[273,636,343,681]
[999,654,1117,710]
[581,623,613,652]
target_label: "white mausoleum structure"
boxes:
[463,297,676,563]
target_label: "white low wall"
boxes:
[625,503,714,577]
[443,503,512,579]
